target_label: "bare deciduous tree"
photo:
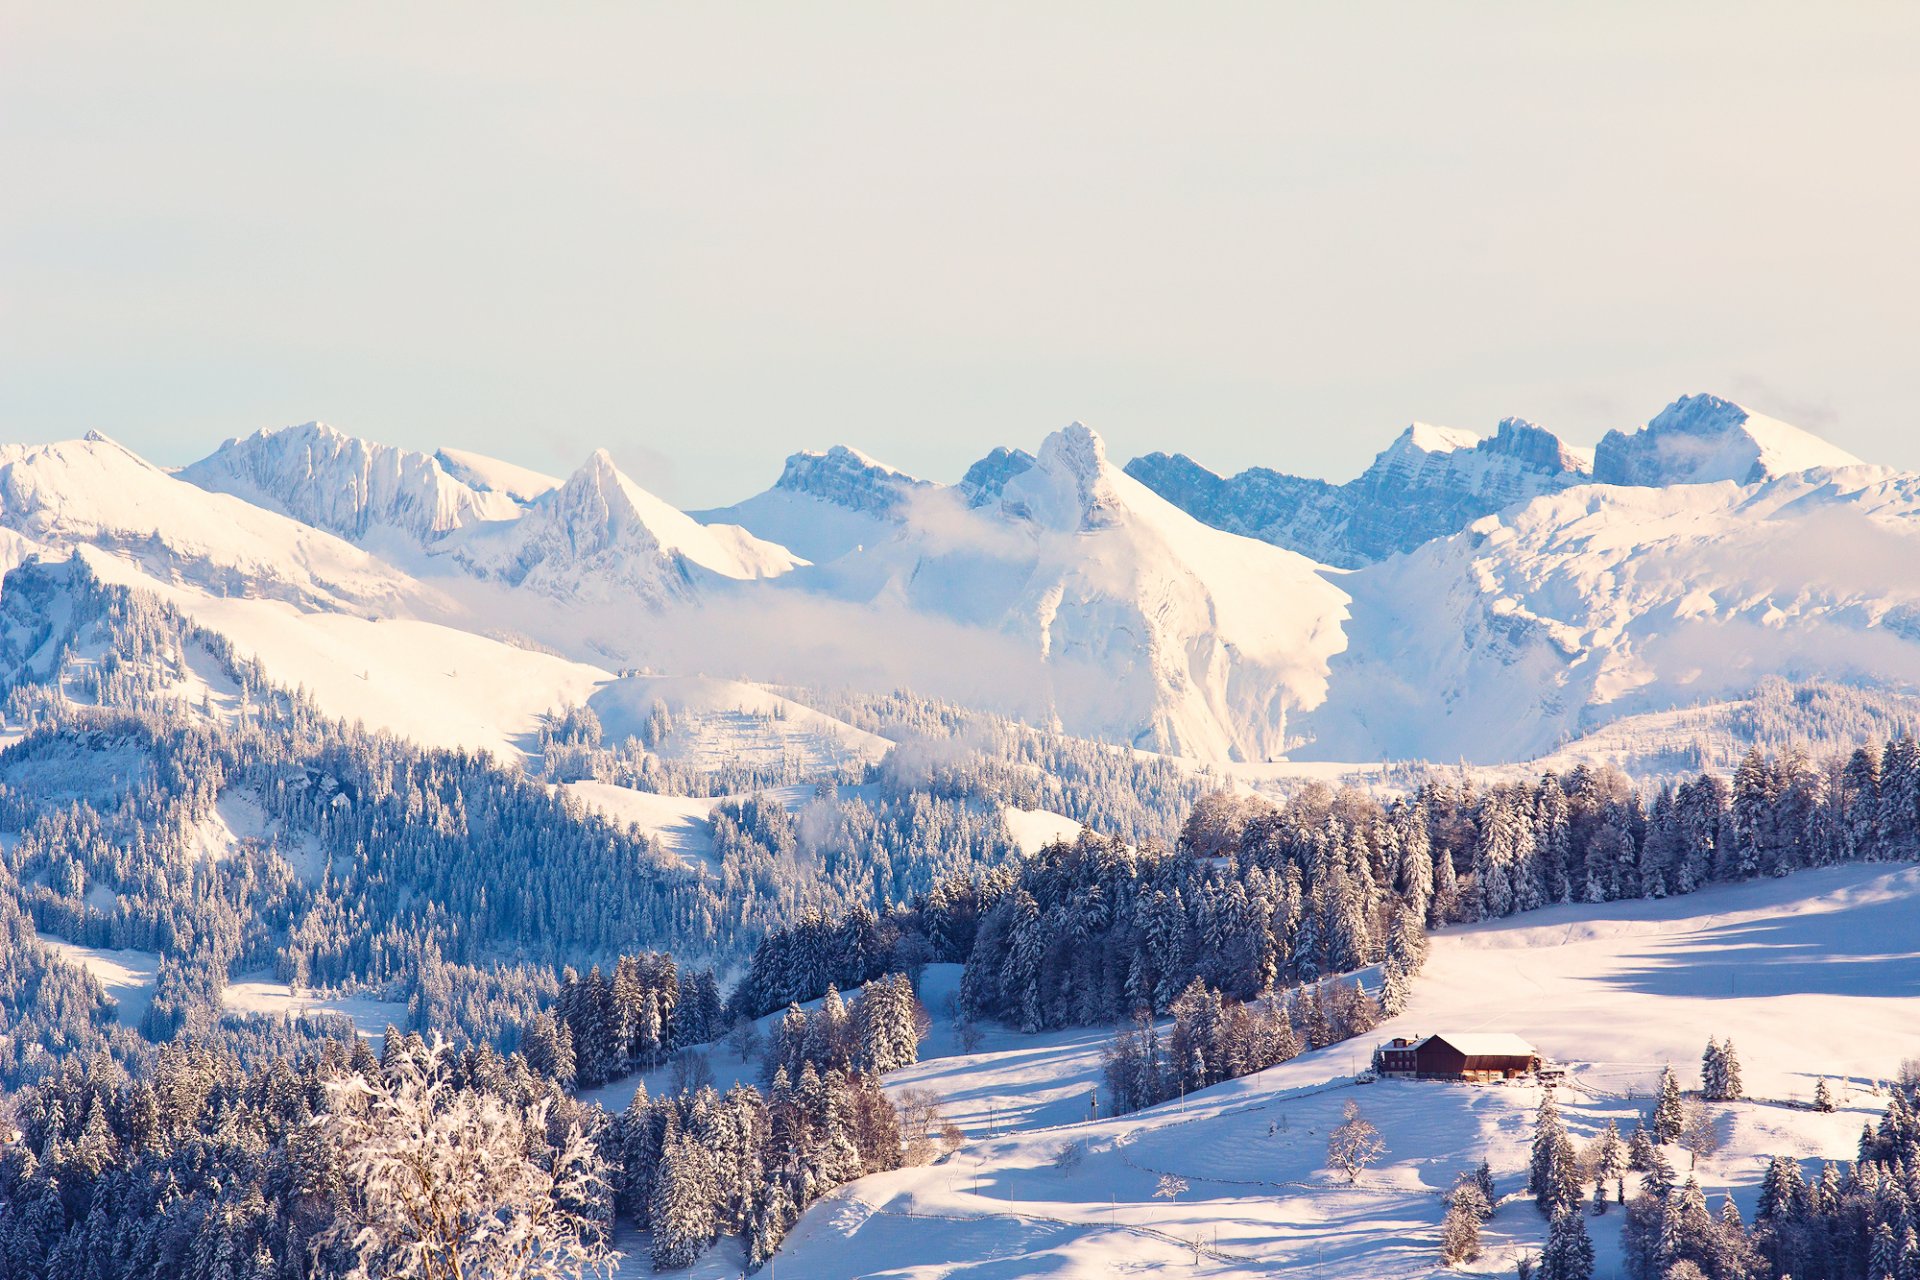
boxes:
[1327,1099,1386,1184]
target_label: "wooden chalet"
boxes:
[1376,1032,1539,1082]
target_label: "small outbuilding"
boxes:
[1376,1032,1539,1082]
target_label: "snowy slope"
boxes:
[447,449,804,606]
[587,673,894,770]
[799,423,1352,761]
[1303,464,1920,762]
[72,547,617,757]
[0,434,423,613]
[41,935,405,1037]
[668,865,1920,1280]
[1594,393,1862,486]
[432,447,560,502]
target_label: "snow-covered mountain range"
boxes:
[1,392,1911,768]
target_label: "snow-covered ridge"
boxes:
[181,420,527,544]
[1127,412,1592,567]
[1304,462,1920,762]
[432,447,560,503]
[0,391,1907,770]
[0,433,420,613]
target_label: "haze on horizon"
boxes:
[3,4,1916,506]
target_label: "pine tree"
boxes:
[649,1133,718,1270]
[1531,1093,1579,1214]
[1701,1038,1725,1101]
[1627,1120,1656,1172]
[1539,1205,1595,1280]
[1591,1120,1627,1202]
[1654,1065,1685,1144]
[1719,1039,1742,1100]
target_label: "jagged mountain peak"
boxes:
[771,444,928,516]
[1594,393,1862,486]
[1129,411,1591,567]
[692,444,927,565]
[997,422,1122,531]
[457,448,802,604]
[180,420,523,544]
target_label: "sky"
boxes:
[3,4,1917,507]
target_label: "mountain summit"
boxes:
[1592,393,1862,486]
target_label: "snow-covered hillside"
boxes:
[680,865,1920,1279]
[0,434,423,613]
[795,422,1352,761]
[1305,464,1920,762]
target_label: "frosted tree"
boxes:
[320,1037,617,1280]
[1530,1093,1579,1215]
[1538,1205,1594,1280]
[1699,1037,1742,1101]
[1327,1099,1385,1184]
[855,973,924,1074]
[1590,1120,1628,1202]
[1439,1180,1488,1264]
[1814,1077,1836,1112]
[649,1132,718,1270]
[1653,1065,1686,1144]
[1676,1100,1720,1169]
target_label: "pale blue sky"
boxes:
[3,4,1916,505]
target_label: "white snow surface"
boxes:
[630,864,1920,1279]
[1001,806,1083,855]
[588,673,894,771]
[695,443,926,564]
[1306,464,1920,762]
[445,449,803,605]
[799,422,1352,761]
[38,935,403,1036]
[432,446,561,502]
